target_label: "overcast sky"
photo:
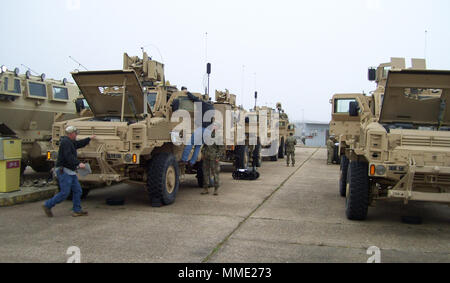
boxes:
[1,0,450,122]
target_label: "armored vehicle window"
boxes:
[98,86,123,96]
[3,78,21,94]
[82,99,90,110]
[2,77,8,92]
[403,88,443,100]
[178,96,194,111]
[13,79,21,93]
[147,92,157,107]
[53,86,69,100]
[334,98,356,113]
[28,82,47,98]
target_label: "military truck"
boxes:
[212,89,261,171]
[330,93,367,177]
[254,105,280,161]
[0,65,87,176]
[48,52,212,206]
[343,68,450,220]
[259,102,291,161]
[332,58,425,197]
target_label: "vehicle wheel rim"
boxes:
[166,166,176,194]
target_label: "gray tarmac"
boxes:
[0,148,448,263]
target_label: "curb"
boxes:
[0,186,58,207]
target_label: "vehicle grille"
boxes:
[78,127,117,136]
[414,173,450,185]
[401,136,450,147]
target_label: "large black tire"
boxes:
[31,157,54,173]
[339,155,349,197]
[345,161,369,220]
[147,153,180,206]
[278,138,285,159]
[235,145,249,169]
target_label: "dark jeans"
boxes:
[45,170,83,213]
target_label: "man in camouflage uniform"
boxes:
[285,132,297,167]
[201,141,222,195]
[327,136,336,165]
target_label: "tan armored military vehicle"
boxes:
[212,89,261,171]
[254,105,280,161]
[343,68,450,220]
[332,58,425,197]
[258,102,290,161]
[330,93,368,166]
[48,52,210,206]
[0,65,86,175]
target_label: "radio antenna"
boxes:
[20,64,39,75]
[69,56,88,71]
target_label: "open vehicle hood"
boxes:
[380,70,450,126]
[72,70,146,116]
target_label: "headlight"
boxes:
[375,165,386,175]
[124,154,132,163]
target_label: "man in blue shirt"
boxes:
[42,126,95,217]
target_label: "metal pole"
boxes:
[121,77,127,122]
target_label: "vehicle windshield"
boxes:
[147,92,157,109]
[178,96,195,112]
[334,98,356,113]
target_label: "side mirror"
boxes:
[75,98,85,113]
[368,68,376,81]
[349,101,359,117]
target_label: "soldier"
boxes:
[327,136,336,165]
[201,134,223,196]
[285,132,297,167]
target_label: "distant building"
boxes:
[293,121,329,147]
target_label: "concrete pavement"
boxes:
[0,148,448,263]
